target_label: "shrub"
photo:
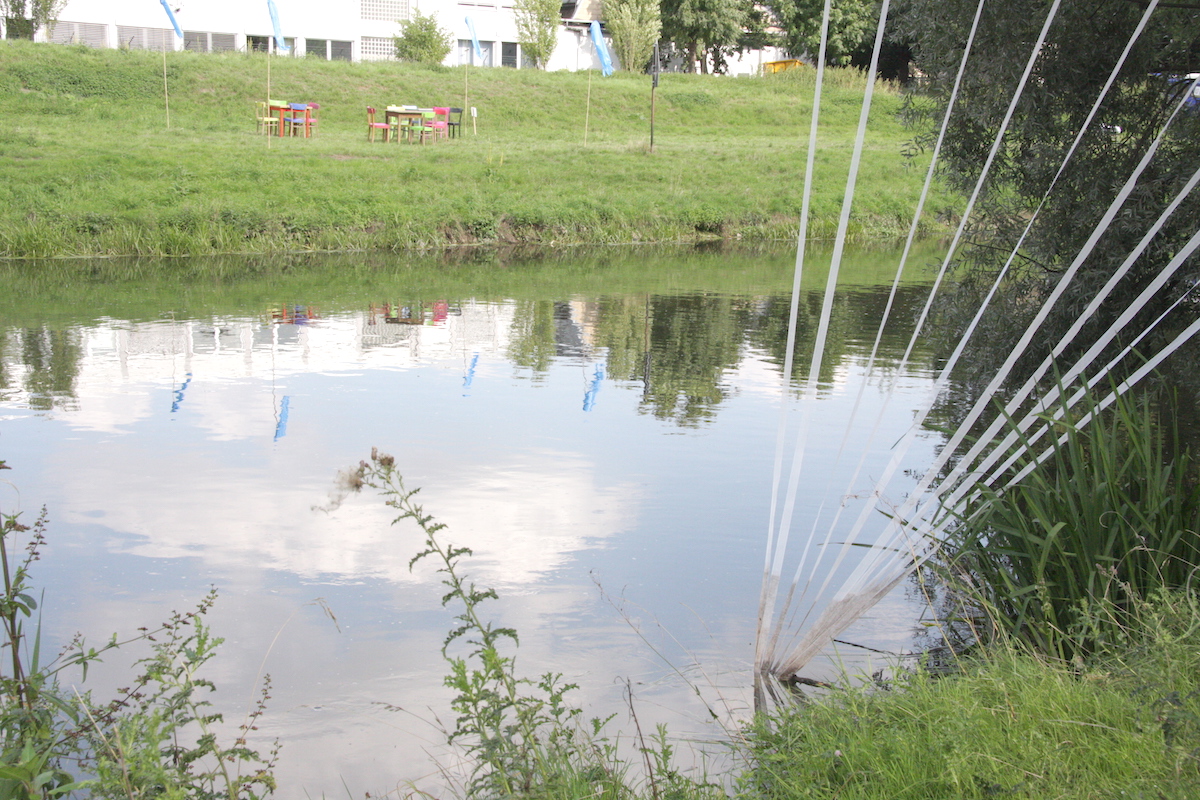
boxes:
[393,11,453,67]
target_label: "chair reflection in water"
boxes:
[370,301,454,325]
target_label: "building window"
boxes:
[362,0,410,21]
[331,39,352,61]
[458,38,493,66]
[248,34,294,54]
[361,36,395,61]
[48,20,107,47]
[183,31,235,52]
[501,41,517,68]
[306,38,327,57]
[116,25,173,51]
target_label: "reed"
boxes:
[934,386,1200,661]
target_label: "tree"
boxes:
[894,0,1200,416]
[659,0,748,74]
[605,0,661,72]
[393,10,452,65]
[1,0,67,39]
[514,0,560,69]
[766,0,877,65]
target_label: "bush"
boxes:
[393,11,453,66]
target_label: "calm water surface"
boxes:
[0,245,943,797]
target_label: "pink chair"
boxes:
[431,107,450,141]
[366,107,391,142]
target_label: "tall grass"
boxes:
[934,386,1200,660]
[0,41,956,258]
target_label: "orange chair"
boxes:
[305,102,320,137]
[366,107,391,142]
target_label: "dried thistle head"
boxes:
[370,447,395,468]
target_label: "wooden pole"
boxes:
[584,70,592,146]
[650,83,656,152]
[650,42,659,152]
[267,48,273,148]
[162,36,171,130]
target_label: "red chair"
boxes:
[431,107,450,141]
[366,107,391,142]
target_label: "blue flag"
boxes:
[274,396,290,441]
[267,0,290,53]
[159,0,183,38]
[589,21,613,76]
[465,16,483,64]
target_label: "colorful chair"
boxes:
[431,107,450,141]
[410,110,436,144]
[255,101,278,135]
[304,103,320,137]
[366,107,391,142]
[447,107,464,138]
[284,103,312,137]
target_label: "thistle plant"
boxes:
[348,448,668,799]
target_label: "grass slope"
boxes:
[0,41,955,258]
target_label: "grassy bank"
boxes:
[742,592,1200,800]
[0,41,954,259]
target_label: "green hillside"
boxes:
[0,40,955,258]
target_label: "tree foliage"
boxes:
[896,0,1200,395]
[514,0,561,69]
[1,0,67,39]
[767,0,877,65]
[605,0,661,73]
[659,0,749,74]
[393,10,452,66]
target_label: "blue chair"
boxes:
[284,103,312,138]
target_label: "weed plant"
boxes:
[0,458,277,799]
[0,41,956,259]
[345,448,721,800]
[933,386,1200,661]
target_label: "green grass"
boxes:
[740,591,1200,800]
[0,41,956,259]
[935,386,1200,661]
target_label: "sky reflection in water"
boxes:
[0,254,942,798]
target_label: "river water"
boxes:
[0,243,945,797]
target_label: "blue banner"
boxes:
[465,16,483,64]
[267,0,290,53]
[589,20,613,76]
[274,396,290,441]
[158,0,183,38]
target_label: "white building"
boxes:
[8,0,619,73]
[7,0,780,75]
